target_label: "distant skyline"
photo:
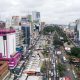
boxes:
[0,0,80,24]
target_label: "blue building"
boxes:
[21,26,30,47]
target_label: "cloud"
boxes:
[0,0,80,24]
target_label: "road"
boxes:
[50,31,78,80]
[8,31,77,80]
[57,49,76,80]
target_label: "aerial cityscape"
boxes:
[0,0,80,80]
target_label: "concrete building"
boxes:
[68,19,80,43]
[0,28,16,58]
[32,11,41,31]
[0,21,6,28]
[21,26,30,47]
[0,28,21,69]
[11,16,20,26]
[5,17,12,28]
[68,22,76,32]
[75,19,80,42]
[67,22,76,40]
[41,22,45,31]
[11,16,24,52]
[0,61,10,80]
[21,17,31,47]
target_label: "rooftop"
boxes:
[0,28,15,35]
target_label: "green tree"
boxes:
[67,42,71,45]
[57,63,66,77]
[41,62,46,73]
[71,47,80,58]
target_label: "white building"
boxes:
[32,11,41,31]
[77,21,80,41]
[0,29,16,58]
[69,22,76,32]
[11,16,23,48]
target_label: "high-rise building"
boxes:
[21,26,30,47]
[0,28,21,69]
[41,22,45,30]
[0,28,16,58]
[76,19,80,41]
[32,11,40,23]
[68,22,76,32]
[32,11,41,31]
[11,16,20,26]
[21,17,31,47]
[11,16,23,52]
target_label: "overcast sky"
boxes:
[0,0,80,24]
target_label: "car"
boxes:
[53,63,55,68]
[63,56,67,62]
[51,72,53,76]
[32,55,36,57]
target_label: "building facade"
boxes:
[0,28,21,69]
[32,11,41,31]
[21,17,31,47]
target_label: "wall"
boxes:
[7,33,16,58]
[0,36,4,57]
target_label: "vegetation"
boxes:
[70,47,80,58]
[42,26,55,35]
[57,63,66,77]
[42,25,68,42]
[53,39,63,46]
[54,26,68,42]
[42,45,49,57]
[53,33,63,46]
[41,61,47,73]
[42,49,49,58]
[67,41,71,45]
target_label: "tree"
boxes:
[42,49,49,58]
[57,63,66,77]
[71,47,80,58]
[67,42,71,45]
[41,61,46,73]
[53,39,63,46]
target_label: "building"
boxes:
[68,22,76,32]
[0,61,10,80]
[21,26,30,47]
[32,11,41,31]
[11,16,20,26]
[76,19,80,42]
[11,16,24,52]
[32,11,40,23]
[21,17,31,47]
[0,28,21,69]
[0,21,5,28]
[67,22,77,41]
[0,28,16,58]
[41,22,45,31]
[71,19,80,42]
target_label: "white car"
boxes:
[51,72,53,76]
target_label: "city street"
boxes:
[8,32,78,80]
[58,49,75,80]
[17,35,47,80]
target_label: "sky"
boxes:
[0,0,80,24]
